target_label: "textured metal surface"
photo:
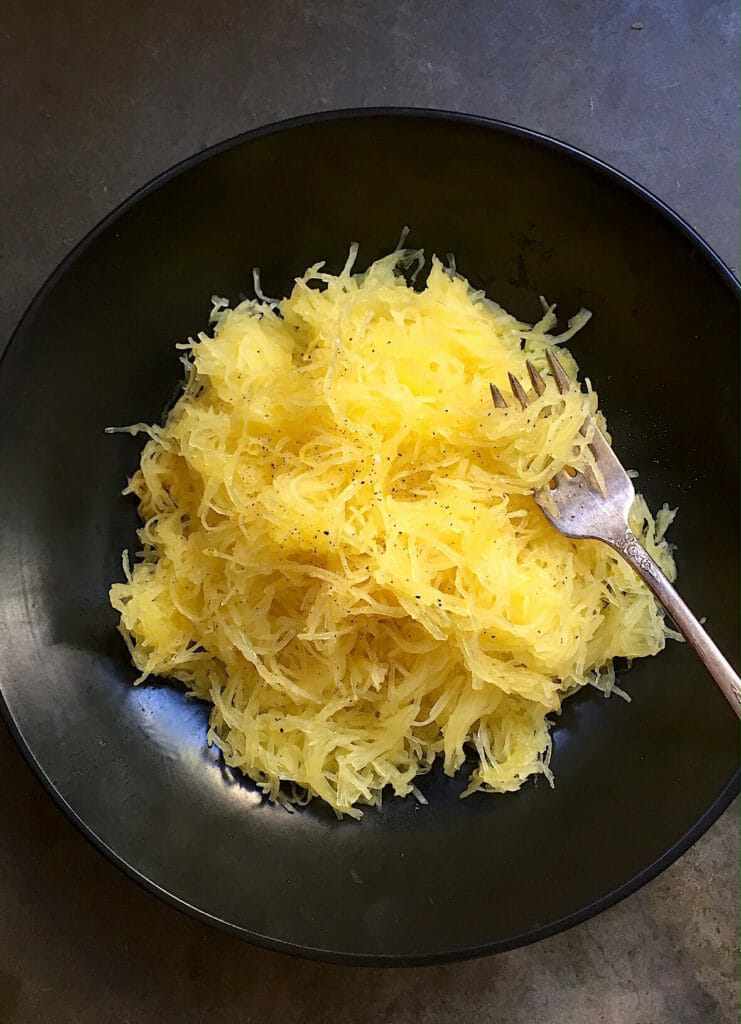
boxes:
[0,2,738,1022]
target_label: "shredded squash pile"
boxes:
[110,246,677,818]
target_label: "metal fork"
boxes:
[490,350,741,718]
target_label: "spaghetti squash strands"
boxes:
[109,249,676,818]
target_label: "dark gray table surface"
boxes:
[0,3,738,1022]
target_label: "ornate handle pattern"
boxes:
[610,528,741,718]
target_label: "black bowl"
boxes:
[0,110,737,965]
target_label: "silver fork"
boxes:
[490,350,741,718]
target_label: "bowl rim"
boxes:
[1,107,738,966]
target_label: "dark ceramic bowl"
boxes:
[0,110,738,964]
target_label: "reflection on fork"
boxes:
[489,350,741,718]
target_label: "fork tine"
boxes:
[545,349,571,393]
[525,359,547,397]
[508,372,530,408]
[489,382,508,408]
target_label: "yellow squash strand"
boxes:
[110,248,677,818]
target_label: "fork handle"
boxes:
[610,528,741,718]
